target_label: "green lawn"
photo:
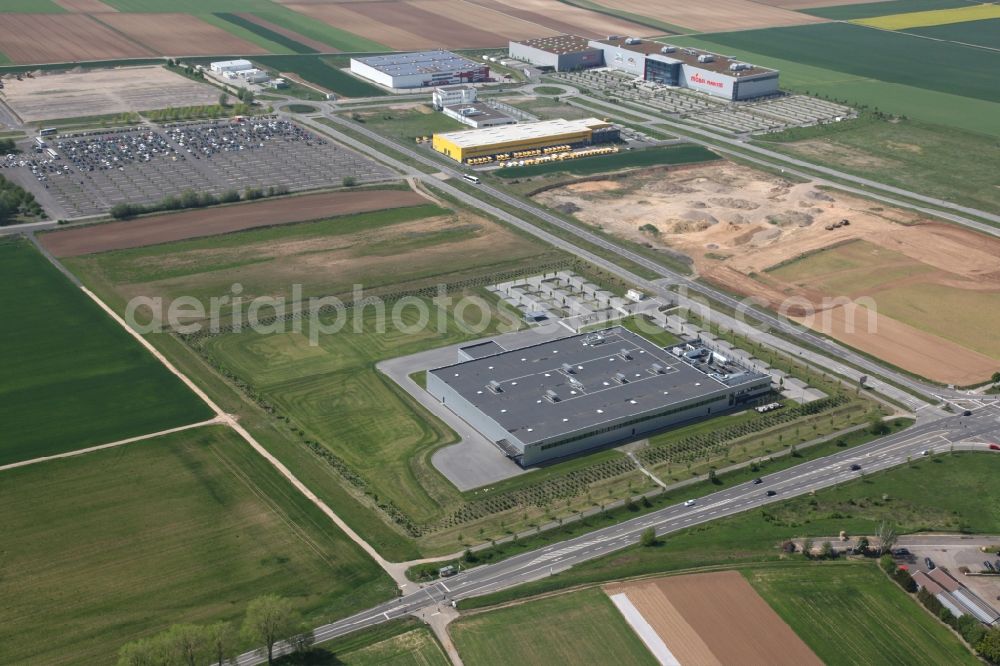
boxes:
[255,54,387,97]
[451,587,657,666]
[667,32,1000,136]
[909,17,1000,48]
[754,113,1000,214]
[745,564,978,665]
[350,105,466,140]
[497,144,719,178]
[802,0,977,20]
[0,238,211,465]
[0,425,394,665]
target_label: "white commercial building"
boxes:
[237,68,270,84]
[432,84,477,109]
[209,59,254,74]
[350,50,490,90]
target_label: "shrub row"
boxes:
[110,185,289,220]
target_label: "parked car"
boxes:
[893,548,910,557]
[752,478,763,485]
[765,490,777,497]
[963,410,973,416]
[850,464,862,471]
[984,561,995,572]
[989,443,1000,451]
[925,557,936,570]
[683,499,696,507]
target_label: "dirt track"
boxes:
[41,189,427,257]
[535,162,1000,384]
[606,571,821,665]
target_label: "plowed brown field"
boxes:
[0,14,152,64]
[591,0,826,31]
[467,0,653,37]
[607,571,822,666]
[95,13,268,57]
[41,190,427,257]
[286,0,552,49]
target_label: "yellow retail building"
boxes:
[432,117,617,163]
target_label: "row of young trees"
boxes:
[118,594,312,666]
[109,184,290,219]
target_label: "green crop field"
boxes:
[675,23,999,103]
[497,145,719,178]
[195,13,295,55]
[667,35,1000,136]
[0,425,394,665]
[255,54,387,97]
[754,113,1000,214]
[0,239,211,465]
[802,0,977,20]
[746,564,978,665]
[451,587,657,665]
[214,12,318,54]
[910,17,1000,48]
[0,0,65,11]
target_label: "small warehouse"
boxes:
[508,34,604,71]
[431,117,618,163]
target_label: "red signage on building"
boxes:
[690,72,723,88]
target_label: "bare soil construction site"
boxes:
[535,161,1000,385]
[0,67,219,123]
[606,571,821,665]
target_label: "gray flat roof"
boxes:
[460,340,506,359]
[594,38,778,78]
[512,34,597,55]
[354,50,481,77]
[430,326,764,446]
[444,102,514,124]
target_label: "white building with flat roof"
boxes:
[209,59,253,74]
[350,51,489,89]
[433,84,477,109]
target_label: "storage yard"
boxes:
[0,66,220,123]
[533,161,1000,384]
[1,118,395,218]
[605,571,821,665]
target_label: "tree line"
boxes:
[118,594,313,666]
[0,174,44,225]
[110,184,289,220]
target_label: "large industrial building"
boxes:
[432,117,617,162]
[507,35,779,100]
[350,51,489,89]
[427,327,771,465]
[509,34,605,72]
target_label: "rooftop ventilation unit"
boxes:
[650,363,665,374]
[569,377,583,388]
[624,37,641,45]
[697,54,715,63]
[584,333,606,346]
[619,348,632,360]
[487,380,504,393]
[614,372,629,384]
[545,389,561,403]
[660,45,676,53]
[562,362,576,374]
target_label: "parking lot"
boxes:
[1,117,396,218]
[553,69,854,136]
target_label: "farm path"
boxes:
[25,234,412,588]
[0,417,222,472]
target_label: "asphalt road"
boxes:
[238,405,1000,664]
